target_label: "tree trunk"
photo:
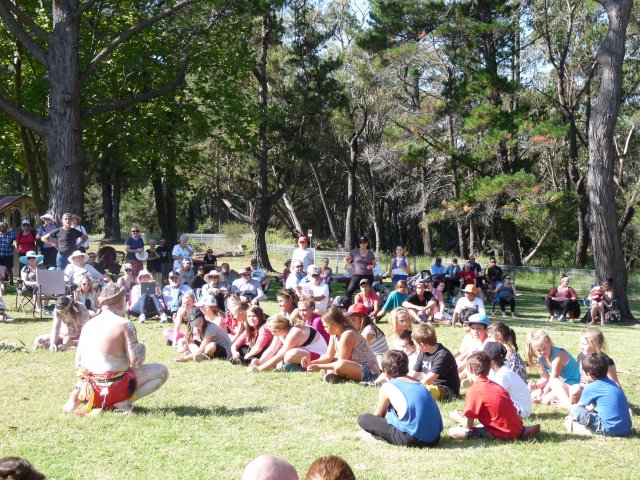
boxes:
[588,0,634,320]
[46,2,85,218]
[344,143,357,250]
[456,220,466,258]
[112,177,122,241]
[309,160,341,246]
[281,193,303,236]
[101,180,113,238]
[500,217,522,265]
[469,217,476,257]
[421,215,433,257]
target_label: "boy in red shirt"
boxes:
[449,351,541,440]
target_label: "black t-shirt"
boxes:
[52,228,83,256]
[486,265,503,281]
[191,276,207,290]
[156,245,170,264]
[406,291,435,307]
[413,343,460,395]
[147,249,161,273]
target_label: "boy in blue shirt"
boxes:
[566,352,632,436]
[358,350,443,447]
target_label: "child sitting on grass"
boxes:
[483,342,532,419]
[526,329,580,409]
[449,351,541,440]
[409,323,460,401]
[387,307,412,350]
[566,352,632,436]
[358,350,443,447]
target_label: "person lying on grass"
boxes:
[526,329,580,409]
[449,351,540,441]
[357,349,442,448]
[63,284,168,415]
[175,302,232,362]
[247,315,327,372]
[301,307,381,384]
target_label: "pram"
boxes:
[407,269,432,292]
[96,245,125,275]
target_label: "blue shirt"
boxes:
[125,236,145,260]
[431,264,446,275]
[541,346,581,385]
[386,379,443,443]
[580,378,631,436]
[0,232,16,257]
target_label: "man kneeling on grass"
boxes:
[63,284,169,415]
[357,350,443,447]
[449,352,541,441]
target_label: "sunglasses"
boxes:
[131,230,139,233]
[506,277,512,280]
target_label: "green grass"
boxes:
[1,257,640,479]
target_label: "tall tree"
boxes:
[588,0,634,320]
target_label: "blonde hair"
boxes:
[581,327,606,352]
[388,307,411,345]
[230,301,249,317]
[525,329,553,367]
[182,292,195,303]
[266,314,304,332]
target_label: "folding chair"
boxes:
[15,279,38,316]
[36,270,67,318]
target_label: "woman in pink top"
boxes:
[545,276,579,322]
[230,305,273,365]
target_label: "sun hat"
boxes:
[204,270,220,281]
[68,250,89,262]
[307,265,320,276]
[196,295,217,308]
[135,251,149,261]
[19,250,44,265]
[98,285,127,306]
[462,284,478,295]
[346,303,369,316]
[136,269,153,282]
[40,213,55,222]
[21,219,30,226]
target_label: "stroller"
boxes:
[96,245,125,275]
[407,269,432,293]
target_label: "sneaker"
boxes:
[520,424,541,440]
[511,312,516,319]
[549,315,554,322]
[282,363,305,372]
[324,372,349,384]
[193,353,210,362]
[138,313,146,323]
[501,311,507,318]
[159,313,168,323]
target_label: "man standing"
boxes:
[63,284,169,415]
[41,213,88,270]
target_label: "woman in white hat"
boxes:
[36,214,57,269]
[64,250,102,287]
[451,284,486,327]
[128,269,166,323]
[196,294,225,327]
[201,270,226,309]
[19,250,45,308]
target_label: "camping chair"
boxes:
[15,279,38,316]
[36,269,67,318]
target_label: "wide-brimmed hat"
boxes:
[204,270,220,281]
[196,295,217,308]
[135,251,149,261]
[40,213,55,222]
[19,250,44,265]
[137,269,153,282]
[462,284,478,295]
[69,250,89,262]
[98,285,127,306]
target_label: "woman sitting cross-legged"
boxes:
[128,269,167,323]
[302,307,382,384]
[175,302,233,362]
[247,315,327,373]
[230,305,273,365]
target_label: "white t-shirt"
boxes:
[301,282,330,313]
[489,365,532,419]
[291,247,314,272]
[453,296,486,315]
[172,244,193,270]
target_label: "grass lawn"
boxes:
[1,256,639,479]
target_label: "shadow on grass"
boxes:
[135,405,268,417]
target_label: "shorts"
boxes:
[466,427,490,439]
[210,345,230,359]
[82,370,137,410]
[360,363,378,382]
[425,384,457,402]
[307,351,321,361]
[0,256,13,269]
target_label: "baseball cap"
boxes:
[346,304,369,316]
[483,342,507,363]
[331,296,352,310]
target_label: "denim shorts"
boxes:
[360,363,378,382]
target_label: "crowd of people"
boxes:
[2,226,633,478]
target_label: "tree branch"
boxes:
[83,56,189,118]
[5,1,50,42]
[0,1,48,65]
[0,93,46,134]
[80,0,200,82]
[221,198,253,224]
[618,189,640,234]
[522,227,550,264]
[78,0,102,15]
